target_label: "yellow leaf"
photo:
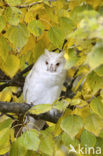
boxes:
[84,113,103,136]
[6,24,30,49]
[2,55,20,77]
[86,0,103,8]
[24,4,44,23]
[0,16,6,32]
[4,7,22,26]
[0,88,12,102]
[0,36,11,62]
[5,0,21,6]
[29,104,52,115]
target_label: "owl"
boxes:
[23,49,66,129]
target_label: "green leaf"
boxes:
[29,104,52,115]
[98,6,103,15]
[62,132,79,147]
[5,0,21,6]
[66,48,80,69]
[0,128,11,155]
[18,129,40,151]
[0,16,6,32]
[28,20,44,37]
[25,151,39,156]
[6,24,30,49]
[39,131,55,156]
[48,26,65,48]
[59,17,75,37]
[84,113,103,136]
[70,4,93,23]
[94,138,103,155]
[10,142,26,156]
[53,99,70,111]
[86,71,103,94]
[0,118,12,131]
[81,129,96,147]
[90,97,103,118]
[99,129,103,138]
[95,64,103,77]
[4,7,22,26]
[60,115,83,138]
[87,42,103,69]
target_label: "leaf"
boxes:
[0,88,12,102]
[17,129,40,151]
[86,71,103,94]
[62,132,79,147]
[59,17,75,37]
[4,7,22,26]
[0,16,6,32]
[10,142,26,156]
[2,55,20,77]
[53,99,70,111]
[90,97,103,118]
[25,151,38,156]
[0,119,13,155]
[5,0,22,6]
[0,118,13,131]
[60,115,83,138]
[66,48,80,69]
[98,6,103,15]
[0,36,11,62]
[94,137,103,155]
[29,104,52,115]
[70,4,93,23]
[87,42,103,69]
[10,129,40,155]
[48,26,65,48]
[28,20,44,37]
[6,24,30,49]
[95,64,103,76]
[81,129,96,147]
[84,113,103,136]
[99,129,103,138]
[0,128,11,155]
[39,131,55,156]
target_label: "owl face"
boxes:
[43,49,66,73]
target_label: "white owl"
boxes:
[23,49,66,129]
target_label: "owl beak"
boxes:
[50,64,56,72]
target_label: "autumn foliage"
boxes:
[0,0,103,156]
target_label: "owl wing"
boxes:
[23,66,35,101]
[23,66,42,104]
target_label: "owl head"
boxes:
[37,49,66,73]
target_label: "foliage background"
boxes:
[0,0,103,155]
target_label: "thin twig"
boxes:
[2,0,42,9]
[16,1,42,8]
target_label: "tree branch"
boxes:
[0,101,61,123]
[0,64,33,91]
[0,101,32,114]
[0,70,10,82]
[30,112,62,123]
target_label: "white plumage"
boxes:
[23,49,66,129]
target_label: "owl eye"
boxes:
[56,63,60,66]
[45,61,48,65]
